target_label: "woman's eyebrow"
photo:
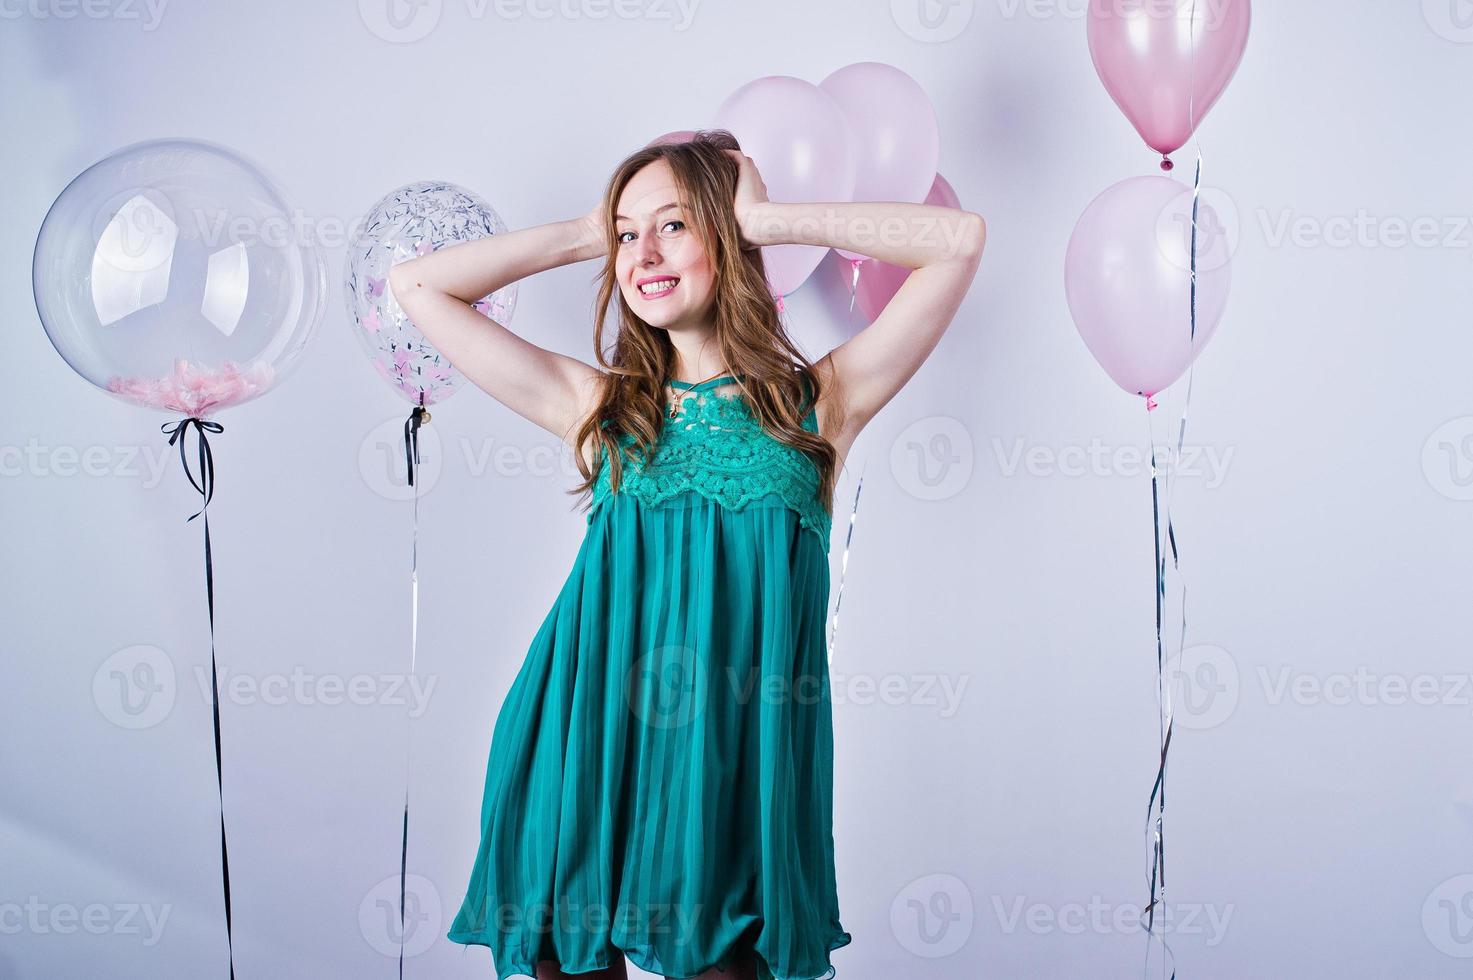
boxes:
[615,202,680,221]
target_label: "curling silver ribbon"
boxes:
[1141,5,1205,976]
[1142,244,1196,980]
[827,458,865,662]
[828,257,871,660]
[398,405,428,978]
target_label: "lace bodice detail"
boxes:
[587,374,831,544]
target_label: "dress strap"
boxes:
[668,372,745,393]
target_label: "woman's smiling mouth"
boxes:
[637,276,679,299]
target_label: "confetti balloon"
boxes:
[32,138,326,417]
[345,181,517,407]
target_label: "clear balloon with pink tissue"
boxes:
[32,138,327,418]
[345,181,518,407]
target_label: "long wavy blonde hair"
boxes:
[568,129,840,513]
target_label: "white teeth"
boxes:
[640,279,678,295]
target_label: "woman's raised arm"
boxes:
[388,211,608,447]
[728,150,987,452]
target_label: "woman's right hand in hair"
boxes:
[723,149,769,249]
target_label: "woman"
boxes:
[390,130,985,980]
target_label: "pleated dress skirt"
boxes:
[447,486,851,980]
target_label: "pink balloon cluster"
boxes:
[1067,0,1250,404]
[697,63,941,302]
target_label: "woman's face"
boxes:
[613,159,716,330]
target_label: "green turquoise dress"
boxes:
[447,373,851,980]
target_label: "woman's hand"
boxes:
[724,149,769,248]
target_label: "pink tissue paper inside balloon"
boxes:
[106,358,275,417]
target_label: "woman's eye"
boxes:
[617,220,682,245]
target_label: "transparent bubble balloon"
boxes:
[32,138,326,418]
[344,181,517,407]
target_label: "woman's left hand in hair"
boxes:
[724,149,769,249]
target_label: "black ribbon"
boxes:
[404,405,428,487]
[162,417,222,521]
[160,416,234,980]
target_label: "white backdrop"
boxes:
[4,2,1473,978]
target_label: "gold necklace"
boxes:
[665,369,732,419]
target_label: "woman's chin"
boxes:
[645,314,688,333]
[634,303,691,328]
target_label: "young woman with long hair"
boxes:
[390,129,985,980]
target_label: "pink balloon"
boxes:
[1064,175,1230,399]
[714,76,856,297]
[1087,0,1250,166]
[819,62,940,262]
[646,129,696,146]
[831,173,961,322]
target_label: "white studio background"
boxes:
[3,2,1472,978]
